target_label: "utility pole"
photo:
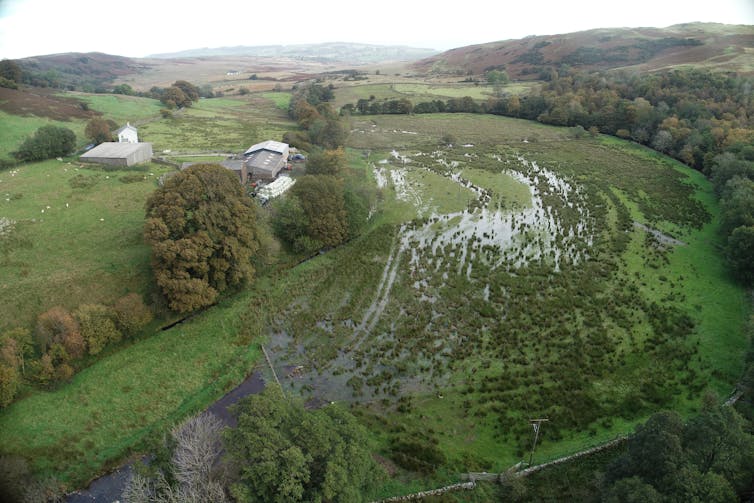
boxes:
[528,418,549,466]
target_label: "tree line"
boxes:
[343,67,754,283]
[0,294,152,407]
[271,82,370,255]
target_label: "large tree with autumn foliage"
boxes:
[144,164,260,312]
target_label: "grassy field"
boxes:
[0,91,298,332]
[0,159,172,331]
[69,93,163,125]
[0,110,87,160]
[140,94,294,153]
[0,287,264,488]
[261,91,292,111]
[333,82,535,108]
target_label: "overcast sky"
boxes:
[0,0,752,59]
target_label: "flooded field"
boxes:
[267,147,599,404]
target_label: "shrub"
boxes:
[74,304,121,355]
[14,126,76,162]
[389,434,446,474]
[0,76,18,89]
[34,306,83,358]
[119,173,146,184]
[0,364,20,407]
[113,293,153,337]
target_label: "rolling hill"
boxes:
[413,23,754,78]
[15,52,150,90]
[148,42,438,63]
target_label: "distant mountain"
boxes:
[148,42,438,63]
[16,52,149,90]
[413,23,754,78]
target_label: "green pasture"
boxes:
[70,93,163,125]
[0,110,86,160]
[140,96,295,153]
[392,82,492,100]
[0,160,171,331]
[334,82,536,109]
[261,91,292,110]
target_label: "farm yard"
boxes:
[0,81,749,500]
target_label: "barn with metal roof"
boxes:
[80,142,153,167]
[244,140,289,181]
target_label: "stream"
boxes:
[65,371,266,502]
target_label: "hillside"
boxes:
[413,23,754,78]
[16,52,150,90]
[148,42,438,63]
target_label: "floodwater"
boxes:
[264,150,596,404]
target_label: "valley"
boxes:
[0,24,752,502]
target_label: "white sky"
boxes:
[0,0,752,59]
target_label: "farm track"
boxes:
[352,228,404,351]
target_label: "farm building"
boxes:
[244,140,289,181]
[80,142,152,167]
[115,123,138,143]
[180,159,249,184]
[220,159,248,184]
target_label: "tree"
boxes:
[603,476,662,503]
[727,225,754,285]
[290,175,349,249]
[112,83,135,96]
[1,328,33,375]
[74,304,122,355]
[683,405,754,492]
[113,293,153,337]
[271,195,318,254]
[0,364,20,407]
[0,59,22,83]
[144,164,260,312]
[224,387,381,502]
[306,147,346,176]
[719,176,754,235]
[34,306,83,358]
[85,117,113,145]
[171,412,225,496]
[14,125,76,162]
[172,80,200,102]
[123,412,228,503]
[606,411,685,488]
[486,69,509,96]
[161,86,190,109]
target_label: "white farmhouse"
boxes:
[116,123,138,143]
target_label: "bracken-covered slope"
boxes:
[413,23,754,78]
[16,52,150,89]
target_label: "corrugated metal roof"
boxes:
[80,142,151,158]
[220,159,245,171]
[244,140,288,156]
